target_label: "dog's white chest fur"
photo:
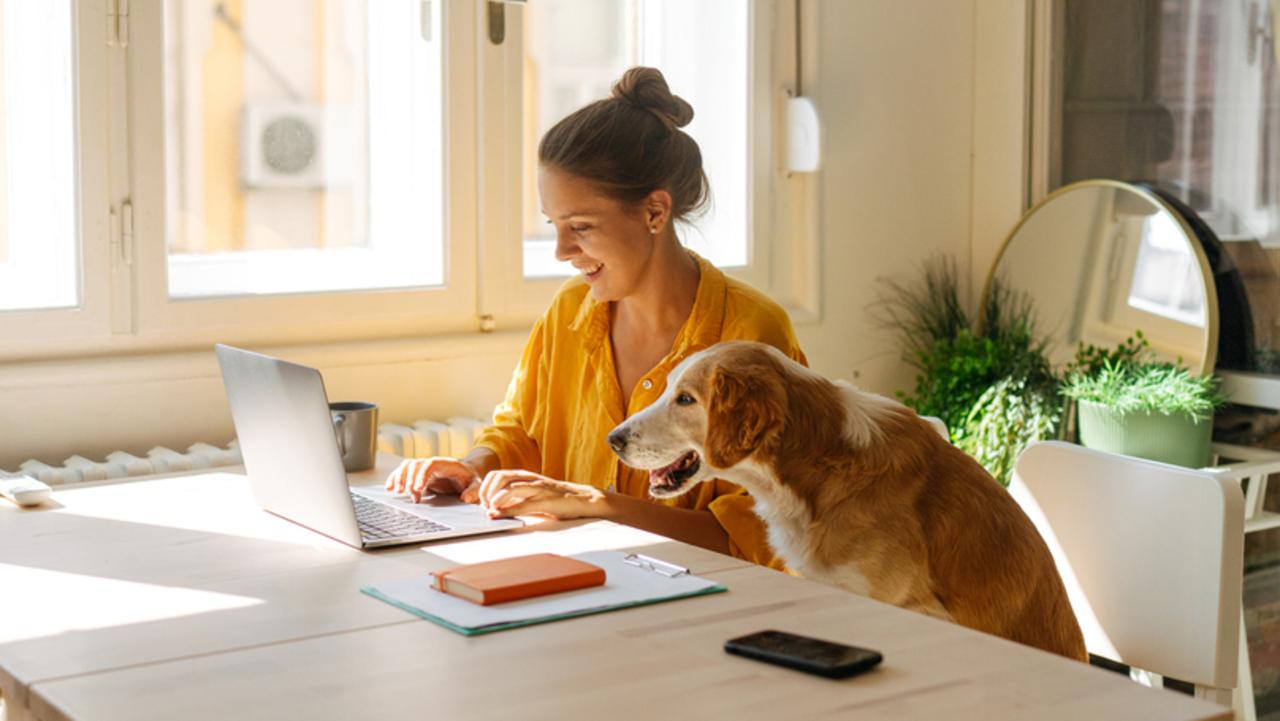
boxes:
[752,489,872,598]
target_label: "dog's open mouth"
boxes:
[649,450,701,493]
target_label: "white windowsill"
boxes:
[0,330,530,393]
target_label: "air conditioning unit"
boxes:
[240,103,354,189]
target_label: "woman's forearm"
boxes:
[598,492,731,555]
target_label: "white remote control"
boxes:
[0,475,52,507]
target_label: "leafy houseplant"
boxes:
[875,257,1063,486]
[1060,334,1227,468]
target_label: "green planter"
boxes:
[1076,399,1213,468]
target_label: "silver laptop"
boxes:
[214,344,522,548]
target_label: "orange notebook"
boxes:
[429,553,606,606]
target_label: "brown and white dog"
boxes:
[607,340,1086,661]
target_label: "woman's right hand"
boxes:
[385,457,482,504]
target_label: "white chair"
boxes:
[1009,441,1244,708]
[920,415,949,441]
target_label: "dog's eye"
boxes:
[675,392,696,406]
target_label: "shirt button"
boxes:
[642,379,653,390]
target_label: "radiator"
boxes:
[3,417,489,486]
[375,417,488,459]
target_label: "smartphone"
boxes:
[724,630,883,679]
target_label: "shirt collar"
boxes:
[569,250,727,356]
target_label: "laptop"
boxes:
[214,344,523,548]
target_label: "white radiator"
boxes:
[4,418,489,486]
[8,442,244,486]
[375,417,488,459]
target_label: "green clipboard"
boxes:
[360,549,727,636]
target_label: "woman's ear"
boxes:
[705,365,785,469]
[643,189,673,235]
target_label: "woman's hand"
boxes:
[478,470,608,520]
[385,457,482,504]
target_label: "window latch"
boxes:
[110,200,134,266]
[107,0,130,48]
[487,0,525,45]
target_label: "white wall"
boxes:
[0,336,522,469]
[0,0,1032,470]
[795,0,977,394]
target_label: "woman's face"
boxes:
[538,165,662,303]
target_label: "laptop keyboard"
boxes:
[351,492,452,540]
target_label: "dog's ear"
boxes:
[705,364,785,469]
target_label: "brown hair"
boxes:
[538,66,709,223]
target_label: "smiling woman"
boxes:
[386,67,806,568]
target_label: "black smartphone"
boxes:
[724,630,883,679]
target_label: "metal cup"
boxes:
[329,401,378,472]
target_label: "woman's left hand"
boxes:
[478,470,608,520]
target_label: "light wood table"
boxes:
[1,463,1230,721]
[0,457,741,720]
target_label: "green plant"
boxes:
[1062,330,1151,380]
[956,375,1062,486]
[874,256,1064,485]
[1061,358,1226,421]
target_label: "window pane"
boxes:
[521,0,749,278]
[1057,0,1280,372]
[1126,211,1206,327]
[163,0,443,298]
[0,0,78,312]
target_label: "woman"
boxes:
[386,67,805,566]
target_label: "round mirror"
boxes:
[983,180,1219,374]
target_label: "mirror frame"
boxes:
[979,179,1220,375]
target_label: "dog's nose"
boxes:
[607,429,628,454]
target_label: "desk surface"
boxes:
[0,461,1229,721]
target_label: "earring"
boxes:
[650,226,658,234]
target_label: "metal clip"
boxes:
[622,553,689,578]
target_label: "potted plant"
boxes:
[874,256,1064,486]
[1060,333,1226,468]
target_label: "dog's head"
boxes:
[607,341,788,499]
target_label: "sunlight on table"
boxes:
[0,564,263,644]
[54,473,361,550]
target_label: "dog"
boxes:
[607,340,1086,661]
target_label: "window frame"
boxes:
[124,0,479,349]
[0,0,115,357]
[0,0,818,361]
[476,0,813,331]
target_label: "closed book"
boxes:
[430,553,606,606]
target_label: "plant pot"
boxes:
[1076,399,1213,468]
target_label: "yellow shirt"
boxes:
[474,252,807,567]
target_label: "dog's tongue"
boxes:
[650,453,691,486]
[650,457,677,484]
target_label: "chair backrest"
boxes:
[1009,441,1243,689]
[920,415,949,441]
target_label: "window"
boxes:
[0,0,77,312]
[0,0,113,349]
[129,0,476,342]
[520,0,750,278]
[1049,0,1280,373]
[1125,211,1206,328]
[162,0,444,298]
[3,0,804,356]
[483,0,786,324]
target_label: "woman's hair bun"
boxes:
[610,66,694,130]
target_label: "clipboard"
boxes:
[360,550,726,636]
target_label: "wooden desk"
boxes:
[0,460,740,720]
[1,468,1229,721]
